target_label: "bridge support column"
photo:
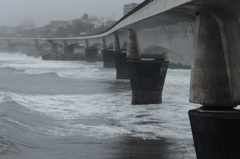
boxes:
[112,34,129,79]
[101,38,115,67]
[34,40,42,52]
[127,59,169,105]
[85,47,98,62]
[34,40,39,51]
[63,40,74,54]
[64,46,74,54]
[114,52,129,79]
[189,12,240,158]
[102,49,115,67]
[189,108,240,159]
[126,29,169,104]
[85,39,98,62]
[49,41,58,53]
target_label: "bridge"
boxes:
[1,0,240,158]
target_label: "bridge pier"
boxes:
[102,49,115,68]
[63,40,72,54]
[85,47,98,62]
[127,29,169,104]
[63,40,74,54]
[113,34,129,79]
[115,51,129,79]
[189,12,240,158]
[101,38,115,67]
[128,59,169,105]
[49,41,58,53]
[84,39,98,62]
[64,46,74,54]
[189,108,240,159]
[34,40,41,52]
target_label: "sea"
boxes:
[0,52,198,159]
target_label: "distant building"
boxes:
[124,3,140,15]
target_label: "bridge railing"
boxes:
[86,0,154,36]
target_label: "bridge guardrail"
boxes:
[87,0,154,36]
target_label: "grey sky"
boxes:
[0,0,144,27]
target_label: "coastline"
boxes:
[20,50,190,69]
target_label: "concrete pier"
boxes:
[64,46,74,54]
[49,41,58,53]
[189,12,240,159]
[189,108,240,159]
[85,47,98,62]
[114,52,129,79]
[101,49,115,68]
[126,29,169,104]
[127,59,169,105]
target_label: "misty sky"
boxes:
[0,0,144,27]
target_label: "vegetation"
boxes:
[17,21,114,38]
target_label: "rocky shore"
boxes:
[40,52,86,61]
[22,50,190,69]
[23,51,102,61]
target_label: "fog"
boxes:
[0,0,144,27]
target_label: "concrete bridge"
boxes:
[1,0,240,158]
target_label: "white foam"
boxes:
[0,52,197,140]
[0,52,116,80]
[0,92,15,103]
[0,72,197,140]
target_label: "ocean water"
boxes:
[0,52,198,159]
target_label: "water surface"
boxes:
[0,52,198,159]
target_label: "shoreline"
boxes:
[3,50,191,69]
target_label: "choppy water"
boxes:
[0,52,198,159]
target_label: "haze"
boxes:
[0,0,144,27]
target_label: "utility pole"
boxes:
[112,13,115,26]
[102,16,104,32]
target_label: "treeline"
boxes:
[18,21,114,38]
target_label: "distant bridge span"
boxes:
[2,1,240,158]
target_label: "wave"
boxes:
[0,91,195,140]
[23,69,58,75]
[0,101,51,127]
[0,65,61,78]
[26,71,61,78]
[0,100,60,158]
[0,52,116,81]
[0,66,24,73]
[0,93,64,134]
